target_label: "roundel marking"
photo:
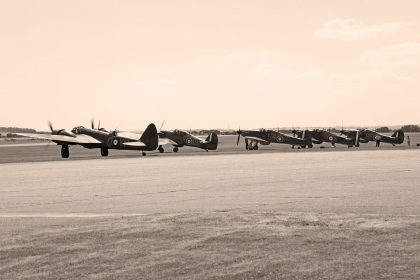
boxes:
[374,135,381,141]
[186,138,192,145]
[113,139,119,146]
[328,135,334,141]
[277,135,283,142]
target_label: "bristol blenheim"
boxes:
[236,128,313,150]
[17,122,158,158]
[158,129,218,153]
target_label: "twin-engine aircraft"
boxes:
[17,122,158,158]
[158,129,218,152]
[236,128,313,150]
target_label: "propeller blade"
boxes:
[98,120,101,130]
[159,120,166,131]
[236,133,241,145]
[91,118,95,129]
[48,121,53,132]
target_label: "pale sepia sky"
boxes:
[1,0,419,130]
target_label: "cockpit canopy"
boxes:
[71,126,85,134]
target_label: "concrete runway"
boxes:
[1,149,420,216]
[0,134,419,164]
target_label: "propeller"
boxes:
[236,127,242,145]
[91,118,95,129]
[157,120,166,132]
[292,128,297,137]
[48,121,54,132]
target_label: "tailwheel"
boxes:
[173,147,179,153]
[158,145,164,153]
[61,145,70,158]
[101,147,109,157]
[142,151,146,156]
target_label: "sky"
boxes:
[1,0,419,131]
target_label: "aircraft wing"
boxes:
[158,138,177,146]
[16,133,101,144]
[243,136,270,144]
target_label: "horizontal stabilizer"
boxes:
[122,141,147,147]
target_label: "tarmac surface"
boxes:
[1,147,419,216]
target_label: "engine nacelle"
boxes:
[54,129,76,137]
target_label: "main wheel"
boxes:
[142,151,146,156]
[158,146,164,153]
[173,147,179,152]
[61,146,70,158]
[101,148,109,157]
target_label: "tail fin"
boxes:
[392,130,405,144]
[303,130,313,147]
[140,123,158,151]
[205,132,218,150]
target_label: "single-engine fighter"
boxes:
[158,129,218,153]
[17,122,159,158]
[296,129,360,148]
[356,129,404,147]
[236,128,313,150]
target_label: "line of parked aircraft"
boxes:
[16,120,405,158]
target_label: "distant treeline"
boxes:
[0,127,36,133]
[375,125,420,133]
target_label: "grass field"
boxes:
[1,210,420,279]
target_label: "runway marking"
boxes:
[0,213,146,218]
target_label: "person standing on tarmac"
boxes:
[407,135,411,146]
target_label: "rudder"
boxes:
[140,123,158,151]
[205,132,218,150]
[392,130,405,144]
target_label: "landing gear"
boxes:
[101,148,109,157]
[142,151,146,156]
[61,145,70,158]
[173,147,179,153]
[158,145,164,153]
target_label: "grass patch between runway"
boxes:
[1,210,420,279]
